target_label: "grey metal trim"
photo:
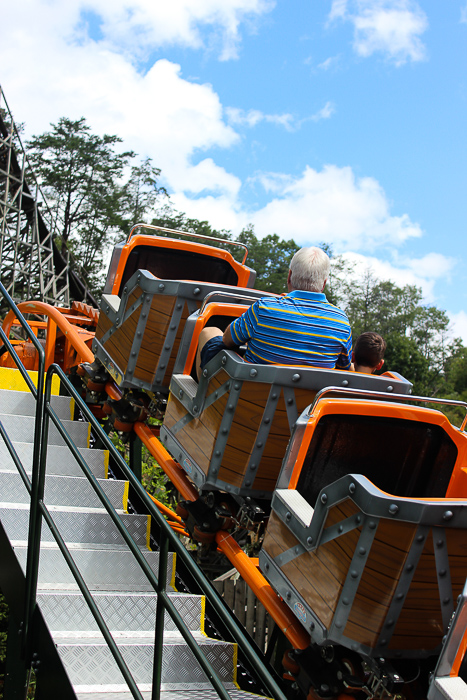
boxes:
[269,475,467,658]
[126,293,152,378]
[159,427,207,489]
[99,290,144,344]
[283,386,299,431]
[208,376,243,486]
[160,425,272,499]
[272,474,467,553]
[153,296,186,386]
[273,542,306,567]
[432,526,455,633]
[203,377,232,411]
[186,298,199,315]
[242,384,281,489]
[329,518,378,642]
[170,412,196,436]
[375,524,430,654]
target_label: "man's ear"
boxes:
[375,359,384,372]
[321,278,328,292]
[351,350,356,363]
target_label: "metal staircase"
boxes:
[0,366,284,699]
[0,374,244,698]
[0,275,289,700]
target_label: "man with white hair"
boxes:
[197,246,352,375]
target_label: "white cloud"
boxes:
[76,0,275,61]
[170,163,423,255]
[337,251,455,302]
[318,55,341,70]
[225,107,295,130]
[461,3,467,23]
[329,0,428,65]
[1,20,240,197]
[0,0,436,297]
[449,310,467,344]
[329,0,349,22]
[0,0,275,70]
[247,165,422,249]
[310,101,336,121]
[226,103,335,129]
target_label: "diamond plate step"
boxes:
[0,378,270,699]
[14,544,175,592]
[0,503,150,547]
[0,413,90,447]
[76,690,268,700]
[0,388,73,418]
[54,633,236,686]
[37,591,204,633]
[0,440,108,478]
[0,471,128,511]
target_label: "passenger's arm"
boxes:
[222,323,238,348]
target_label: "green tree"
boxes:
[26,118,135,289]
[236,225,300,293]
[119,157,168,229]
[442,344,467,425]
[329,263,460,395]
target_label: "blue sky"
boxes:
[1,0,466,340]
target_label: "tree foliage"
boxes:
[26,118,165,291]
[236,226,300,293]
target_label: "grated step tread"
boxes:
[0,388,72,418]
[0,441,108,478]
[37,590,205,634]
[14,544,176,592]
[0,471,127,510]
[0,413,90,447]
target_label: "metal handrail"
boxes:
[199,290,264,314]
[0,280,286,700]
[0,280,46,664]
[308,385,467,431]
[126,223,249,265]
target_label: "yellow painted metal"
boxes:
[0,367,60,394]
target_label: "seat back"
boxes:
[276,396,467,500]
[103,228,256,296]
[260,473,467,659]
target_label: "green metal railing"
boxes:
[0,280,287,700]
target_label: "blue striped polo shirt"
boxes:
[230,290,352,369]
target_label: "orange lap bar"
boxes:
[215,530,310,651]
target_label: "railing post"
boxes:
[21,333,46,666]
[129,433,143,483]
[151,532,169,700]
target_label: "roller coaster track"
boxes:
[0,85,97,310]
